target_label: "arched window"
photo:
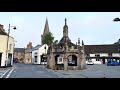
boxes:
[68,55,77,66]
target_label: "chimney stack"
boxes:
[0,24,5,31]
[26,42,32,49]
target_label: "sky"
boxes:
[0,12,120,48]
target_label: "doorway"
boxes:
[102,59,105,64]
[68,55,77,66]
[7,53,12,66]
[41,54,47,65]
[0,53,2,66]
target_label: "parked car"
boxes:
[87,60,94,65]
[13,58,19,63]
[107,59,120,66]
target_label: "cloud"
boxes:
[2,12,120,47]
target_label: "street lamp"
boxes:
[5,24,16,67]
[113,17,120,62]
[113,17,120,22]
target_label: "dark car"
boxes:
[13,58,19,63]
[107,59,120,66]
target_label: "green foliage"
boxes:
[42,32,54,46]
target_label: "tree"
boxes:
[42,32,54,46]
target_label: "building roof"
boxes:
[31,45,42,51]
[58,37,76,47]
[25,48,33,53]
[0,29,7,35]
[84,44,120,54]
[25,45,43,53]
[14,48,25,53]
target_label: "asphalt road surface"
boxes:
[8,63,62,78]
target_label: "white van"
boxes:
[87,60,94,65]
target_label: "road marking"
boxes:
[40,65,63,78]
[0,69,10,78]
[5,68,14,78]
[47,69,63,78]
[56,73,62,78]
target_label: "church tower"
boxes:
[41,18,50,45]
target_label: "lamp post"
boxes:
[5,24,16,67]
[113,17,120,22]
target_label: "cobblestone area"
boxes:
[50,64,120,78]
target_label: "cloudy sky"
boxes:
[0,12,120,48]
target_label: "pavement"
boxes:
[1,63,120,78]
[48,64,120,78]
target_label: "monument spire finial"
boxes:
[65,18,67,25]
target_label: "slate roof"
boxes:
[32,45,42,50]
[58,37,76,47]
[84,44,120,54]
[0,29,7,35]
[25,45,42,53]
[25,48,33,53]
[14,48,25,53]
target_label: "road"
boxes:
[54,64,120,78]
[1,63,120,78]
[1,63,62,78]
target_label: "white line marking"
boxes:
[5,68,14,78]
[57,74,62,78]
[0,69,10,78]
[41,66,63,78]
[47,69,62,78]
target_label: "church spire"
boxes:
[41,17,50,45]
[43,17,49,36]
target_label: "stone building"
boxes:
[0,24,7,35]
[0,24,14,67]
[41,18,50,45]
[14,42,33,64]
[47,18,86,70]
[24,42,33,64]
[84,43,120,64]
[14,48,25,63]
